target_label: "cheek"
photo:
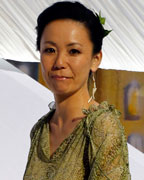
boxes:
[72,57,92,75]
[40,63,48,84]
[40,62,47,80]
[40,59,51,82]
[40,61,53,89]
[70,58,92,85]
[40,55,52,73]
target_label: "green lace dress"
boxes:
[23,101,131,180]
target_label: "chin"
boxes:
[53,89,70,96]
[52,87,75,97]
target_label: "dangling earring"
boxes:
[88,72,97,103]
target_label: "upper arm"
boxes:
[89,111,131,180]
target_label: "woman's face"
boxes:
[40,19,101,96]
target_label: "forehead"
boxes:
[41,19,91,43]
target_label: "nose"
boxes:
[52,52,66,70]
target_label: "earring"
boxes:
[88,72,97,103]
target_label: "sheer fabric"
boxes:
[24,101,131,179]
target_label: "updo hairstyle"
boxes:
[36,1,105,54]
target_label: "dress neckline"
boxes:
[47,113,87,160]
[46,101,113,161]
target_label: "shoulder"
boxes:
[83,101,124,139]
[30,110,54,140]
[84,101,121,123]
[89,101,127,153]
[94,101,122,132]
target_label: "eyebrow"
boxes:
[44,41,82,47]
[44,41,56,46]
[67,42,82,47]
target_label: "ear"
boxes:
[90,51,102,72]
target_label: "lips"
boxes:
[51,75,71,80]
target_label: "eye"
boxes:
[43,48,55,54]
[69,49,81,55]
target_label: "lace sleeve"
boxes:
[88,110,131,180]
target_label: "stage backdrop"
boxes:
[95,69,144,153]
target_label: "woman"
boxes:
[24,1,131,179]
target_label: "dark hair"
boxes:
[36,1,105,54]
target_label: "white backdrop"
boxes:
[0,58,144,179]
[0,59,54,179]
[0,0,144,71]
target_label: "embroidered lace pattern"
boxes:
[23,101,131,180]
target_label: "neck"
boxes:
[52,86,98,127]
